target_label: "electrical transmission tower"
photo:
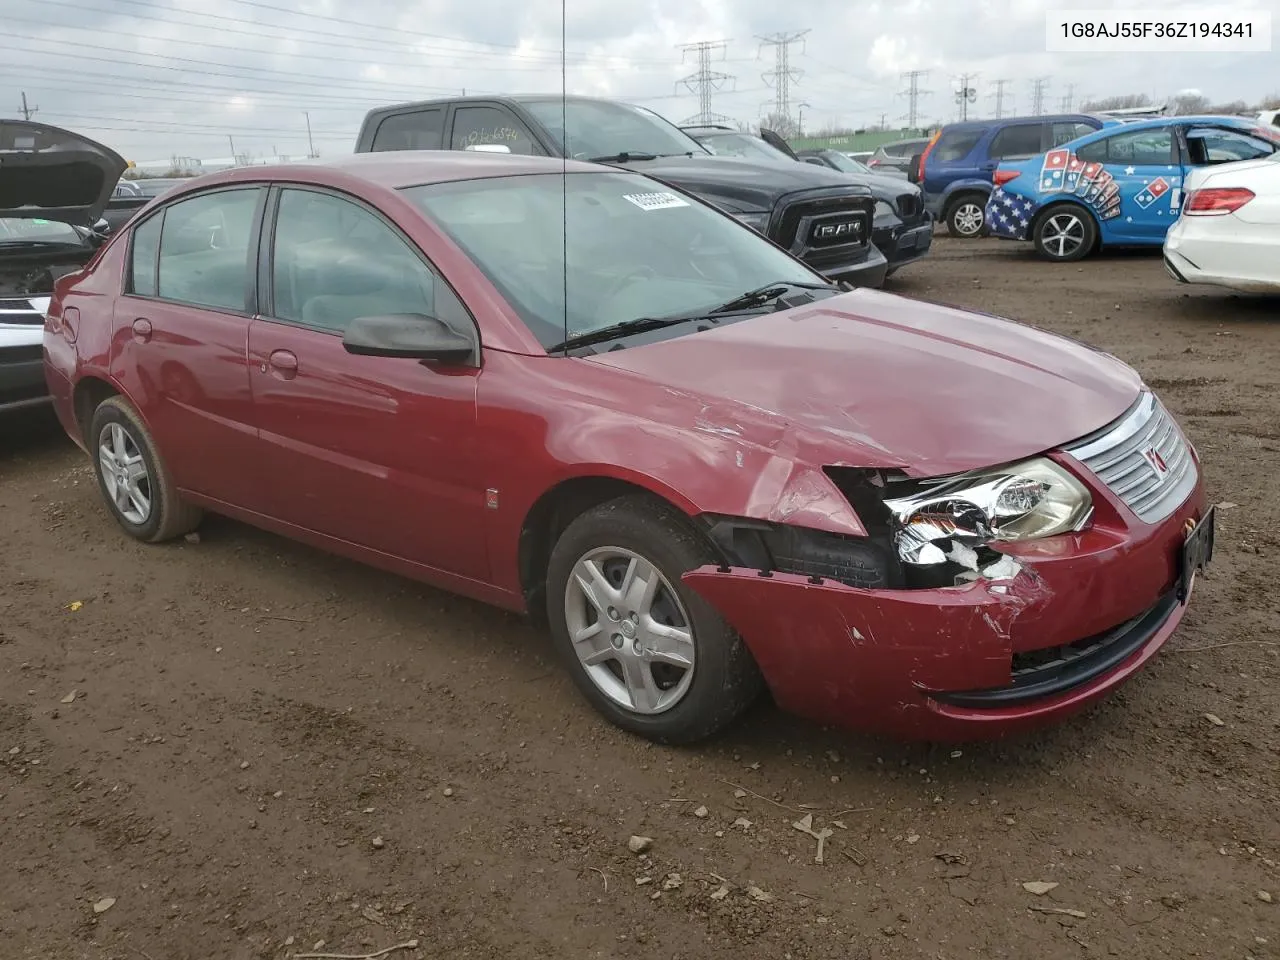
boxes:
[898,70,931,129]
[991,78,1012,119]
[1030,77,1050,115]
[954,72,978,121]
[676,40,735,124]
[757,30,809,129]
[1059,83,1076,111]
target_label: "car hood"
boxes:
[584,288,1141,477]
[611,153,872,209]
[0,120,128,226]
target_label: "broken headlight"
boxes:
[883,458,1092,569]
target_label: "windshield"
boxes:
[823,152,872,174]
[698,132,793,164]
[0,217,84,244]
[403,171,822,351]
[521,99,709,160]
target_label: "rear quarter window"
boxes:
[370,109,444,151]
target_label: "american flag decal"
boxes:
[985,187,1036,240]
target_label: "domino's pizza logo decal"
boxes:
[1036,151,1181,222]
[1135,177,1170,209]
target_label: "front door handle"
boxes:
[266,349,298,380]
[131,317,153,343]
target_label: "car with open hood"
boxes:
[1,120,125,414]
[354,95,889,288]
[45,152,1213,744]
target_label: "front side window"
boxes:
[521,99,709,161]
[449,106,541,156]
[156,188,262,312]
[1184,127,1277,165]
[403,171,823,351]
[270,188,464,334]
[1051,121,1096,146]
[990,123,1044,159]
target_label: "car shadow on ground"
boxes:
[0,407,73,468]
[190,500,1126,785]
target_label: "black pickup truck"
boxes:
[354,95,888,287]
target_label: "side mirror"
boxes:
[907,153,924,183]
[464,143,511,154]
[92,218,111,237]
[342,313,474,363]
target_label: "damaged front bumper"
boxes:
[683,473,1206,741]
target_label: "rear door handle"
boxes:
[266,349,298,380]
[131,317,153,343]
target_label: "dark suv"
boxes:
[912,114,1116,237]
[355,96,887,287]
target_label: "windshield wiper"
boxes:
[583,151,659,163]
[546,281,838,353]
[547,307,773,353]
[709,280,835,314]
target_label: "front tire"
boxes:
[545,495,762,743]
[1033,203,1098,262]
[89,396,202,542]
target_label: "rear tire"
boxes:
[1033,203,1098,262]
[945,194,988,238]
[545,495,763,743]
[89,396,203,543]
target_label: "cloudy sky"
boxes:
[5,0,1277,163]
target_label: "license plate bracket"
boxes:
[1178,506,1215,603]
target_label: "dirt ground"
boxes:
[2,237,1278,960]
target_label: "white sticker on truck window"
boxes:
[622,192,690,211]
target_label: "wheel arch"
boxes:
[516,473,715,625]
[1031,199,1102,253]
[72,375,121,443]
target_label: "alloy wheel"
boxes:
[952,202,985,237]
[98,421,152,525]
[563,546,696,715]
[1041,212,1087,259]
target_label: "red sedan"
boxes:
[43,152,1214,743]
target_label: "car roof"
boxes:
[173,151,606,193]
[1071,114,1256,140]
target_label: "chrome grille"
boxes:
[1064,392,1197,524]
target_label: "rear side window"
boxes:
[1051,121,1095,146]
[1074,128,1175,165]
[370,109,444,151]
[989,123,1044,159]
[450,106,541,155]
[157,188,262,312]
[933,131,982,162]
[128,213,162,297]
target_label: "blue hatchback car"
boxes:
[984,116,1280,261]
[915,114,1119,237]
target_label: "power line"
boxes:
[1030,77,1051,116]
[676,40,735,124]
[758,30,809,125]
[19,91,38,120]
[898,70,931,128]
[954,72,978,121]
[991,78,1012,119]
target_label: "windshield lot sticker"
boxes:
[623,192,690,211]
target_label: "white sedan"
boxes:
[1164,153,1280,294]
